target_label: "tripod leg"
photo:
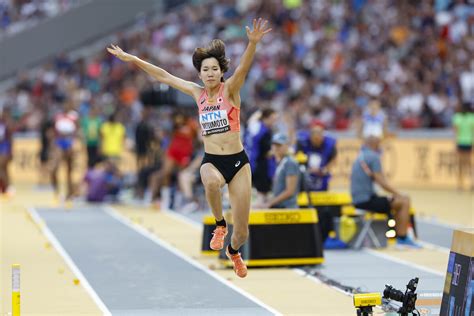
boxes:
[368,226,381,248]
[353,219,372,249]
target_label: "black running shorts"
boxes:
[353,194,392,214]
[201,150,250,183]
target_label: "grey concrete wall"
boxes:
[0,0,162,80]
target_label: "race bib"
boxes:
[362,123,383,138]
[55,118,76,135]
[309,153,322,169]
[199,110,230,136]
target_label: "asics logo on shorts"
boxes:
[235,161,241,167]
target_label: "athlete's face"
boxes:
[272,142,288,159]
[199,58,223,88]
[265,113,278,128]
[174,114,185,126]
[310,126,324,146]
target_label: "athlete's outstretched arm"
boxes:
[226,18,272,94]
[107,45,201,99]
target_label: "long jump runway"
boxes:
[33,206,273,316]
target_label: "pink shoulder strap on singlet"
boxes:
[197,89,206,105]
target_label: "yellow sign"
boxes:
[297,191,352,206]
[331,138,460,189]
[10,137,136,185]
[205,210,319,225]
[9,136,461,189]
[221,257,324,267]
[353,293,382,307]
[248,209,318,225]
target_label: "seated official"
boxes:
[296,121,337,191]
[83,158,122,202]
[350,130,420,248]
[258,133,300,209]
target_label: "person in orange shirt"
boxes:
[108,18,271,278]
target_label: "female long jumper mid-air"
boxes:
[108,18,271,278]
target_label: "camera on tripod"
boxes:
[383,277,419,316]
[353,277,419,316]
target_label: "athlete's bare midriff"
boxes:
[203,131,243,155]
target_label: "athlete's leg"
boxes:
[457,150,470,190]
[225,164,251,278]
[227,164,251,249]
[390,194,410,236]
[460,151,472,189]
[178,169,195,201]
[38,147,50,186]
[65,149,74,198]
[0,155,8,192]
[49,148,61,196]
[159,156,177,209]
[161,155,176,187]
[5,152,12,191]
[147,169,162,201]
[200,163,226,221]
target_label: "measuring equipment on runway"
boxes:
[353,292,381,316]
[12,264,20,316]
[353,277,420,316]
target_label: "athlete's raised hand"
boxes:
[106,44,135,62]
[246,18,272,44]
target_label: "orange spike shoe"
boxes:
[209,226,227,250]
[225,247,247,278]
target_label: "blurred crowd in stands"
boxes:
[1,0,473,134]
[0,0,473,204]
[0,0,86,38]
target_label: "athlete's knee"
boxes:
[163,164,174,177]
[202,176,221,192]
